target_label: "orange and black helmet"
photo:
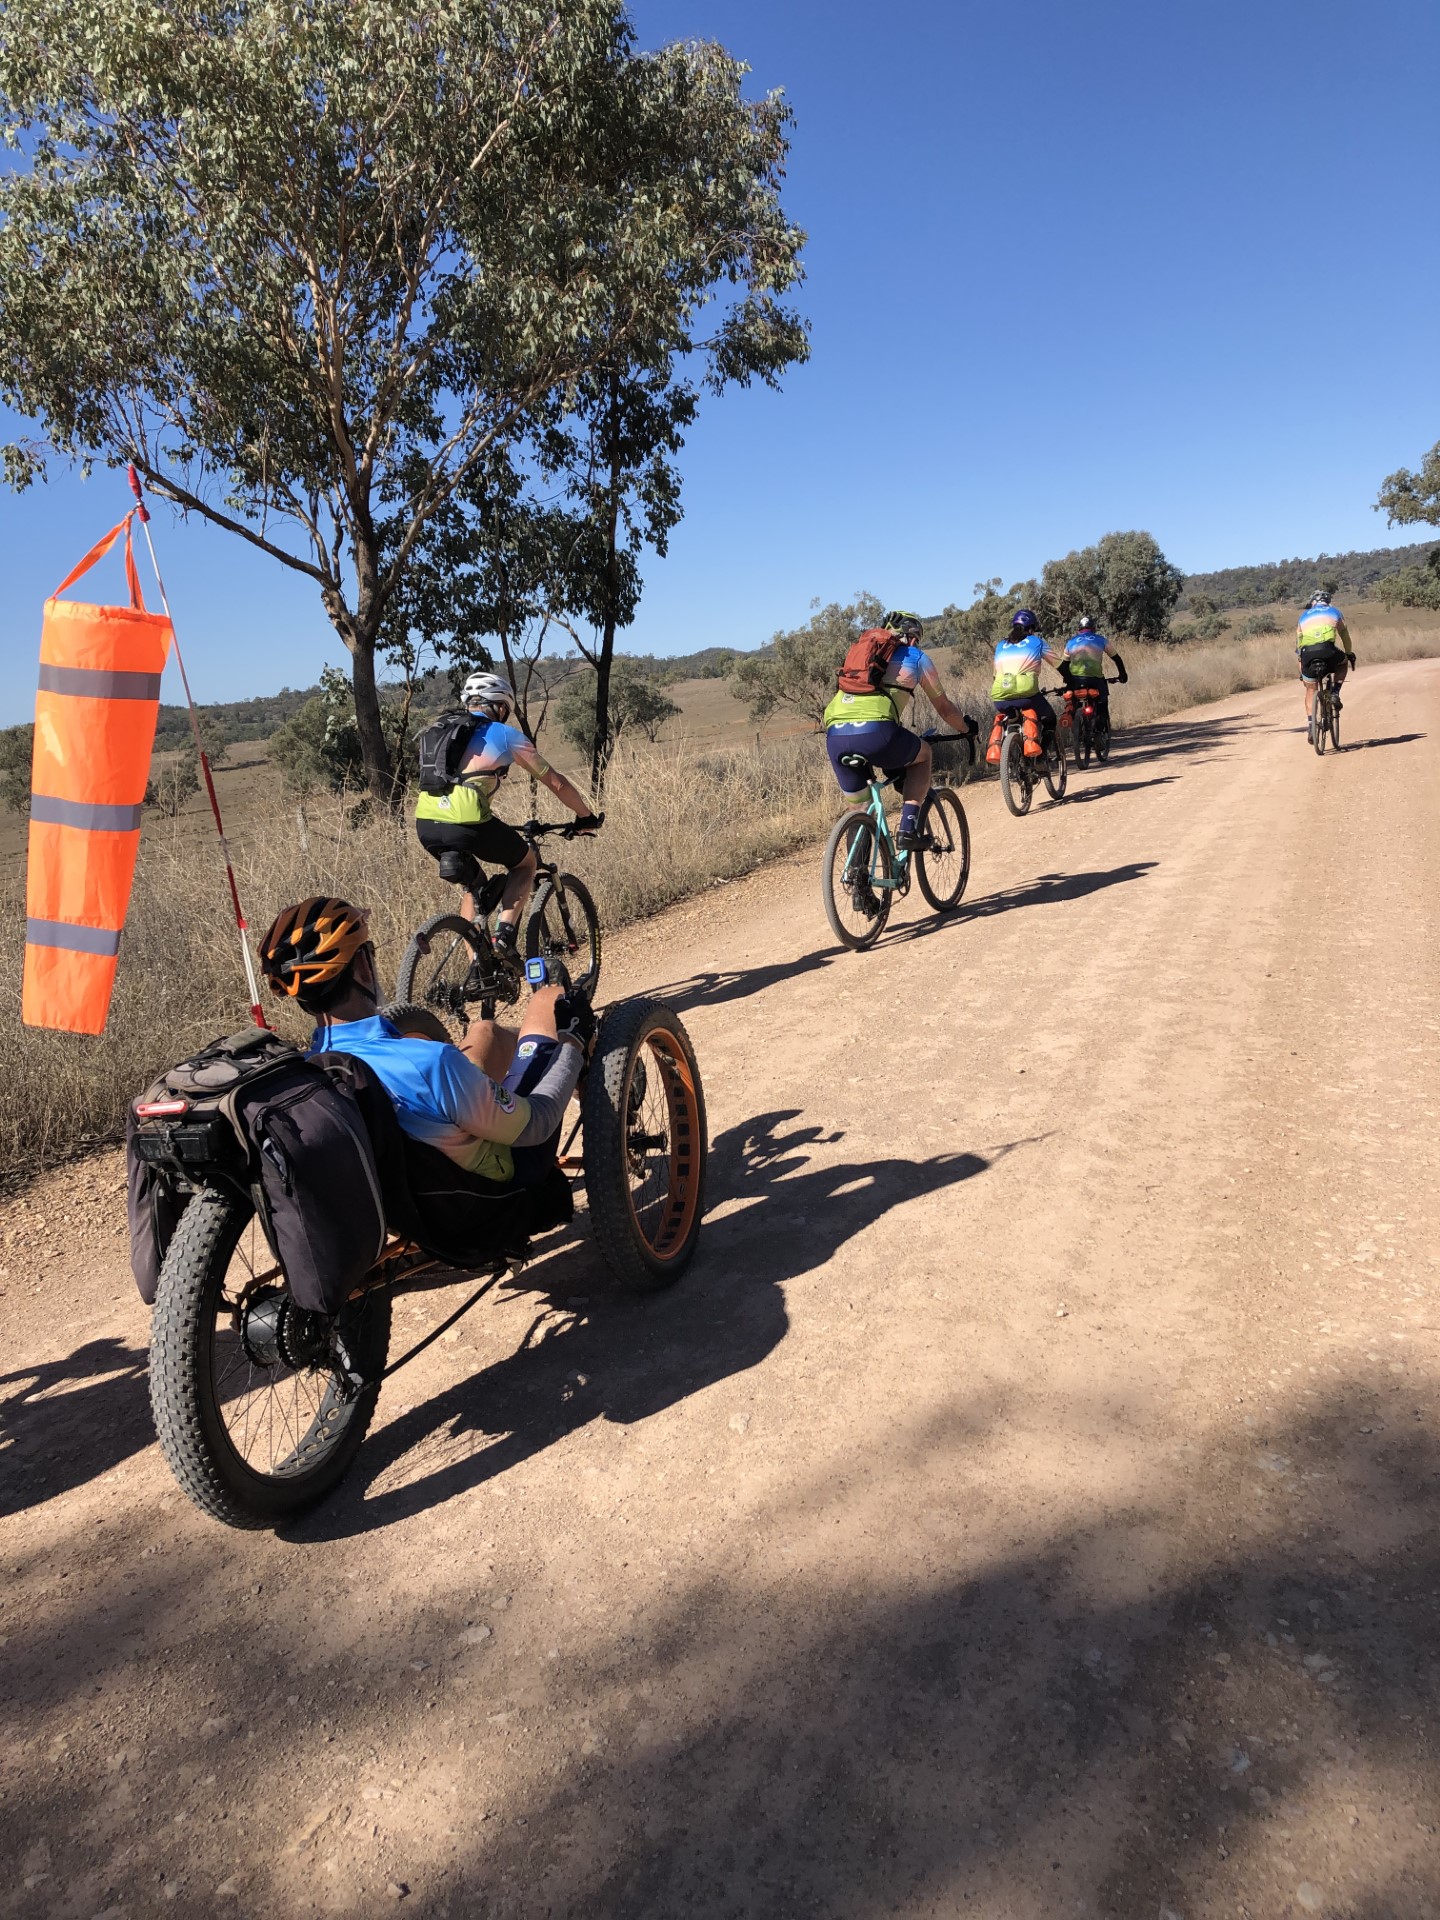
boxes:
[259,897,370,999]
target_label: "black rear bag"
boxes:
[128,1030,387,1313]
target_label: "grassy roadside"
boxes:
[1,614,1436,1183]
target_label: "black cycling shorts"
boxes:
[1298,642,1347,682]
[416,816,528,871]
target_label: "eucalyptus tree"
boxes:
[1377,440,1440,529]
[0,0,807,801]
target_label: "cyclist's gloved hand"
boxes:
[1347,654,1357,669]
[566,812,604,837]
[965,714,979,738]
[554,990,597,1051]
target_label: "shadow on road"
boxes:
[1105,711,1267,770]
[945,860,1158,926]
[1062,774,1179,806]
[0,1336,151,1519]
[1340,732,1426,754]
[294,1110,1004,1540]
[642,945,843,1016]
[12,1377,1440,1917]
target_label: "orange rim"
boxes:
[623,1030,702,1263]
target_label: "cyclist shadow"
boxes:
[1338,732,1425,753]
[0,1337,152,1519]
[876,861,1157,946]
[298,1112,1013,1540]
[1061,775,1178,805]
[642,947,844,1016]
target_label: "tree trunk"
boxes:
[589,437,623,800]
[347,636,394,806]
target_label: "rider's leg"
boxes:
[494,847,538,943]
[459,984,562,1078]
[896,738,932,846]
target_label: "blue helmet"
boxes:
[1010,608,1040,633]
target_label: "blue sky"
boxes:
[3,0,1438,723]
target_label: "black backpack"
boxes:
[415,709,478,796]
[128,1029,387,1314]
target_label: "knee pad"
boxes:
[437,849,481,890]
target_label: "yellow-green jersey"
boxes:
[413,717,548,825]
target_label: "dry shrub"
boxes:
[1,618,1435,1183]
[0,740,836,1181]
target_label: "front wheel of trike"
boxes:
[581,999,708,1294]
[148,1188,391,1529]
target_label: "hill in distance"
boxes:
[151,537,1440,748]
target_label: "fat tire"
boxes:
[149,1189,390,1530]
[1000,731,1032,817]
[526,873,602,998]
[915,788,972,912]
[381,1003,452,1043]
[581,999,707,1294]
[821,813,892,950]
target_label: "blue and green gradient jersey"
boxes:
[824,643,941,728]
[990,633,1061,702]
[414,716,550,826]
[1063,631,1113,678]
[1295,604,1352,655]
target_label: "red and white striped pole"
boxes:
[127,464,268,1028]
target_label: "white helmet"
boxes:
[461,671,516,718]
[1077,613,1095,631]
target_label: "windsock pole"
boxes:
[126,465,268,1029]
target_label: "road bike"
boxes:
[1059,677,1120,769]
[396,818,601,1034]
[137,981,707,1529]
[1308,670,1344,756]
[820,741,971,951]
[998,700,1067,817]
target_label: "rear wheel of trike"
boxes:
[149,1188,391,1529]
[581,999,707,1294]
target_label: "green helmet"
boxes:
[883,610,923,641]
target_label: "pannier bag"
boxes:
[836,628,902,697]
[415,709,478,796]
[128,1029,387,1313]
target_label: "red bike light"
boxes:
[135,1098,190,1117]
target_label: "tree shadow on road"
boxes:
[295,1110,1008,1540]
[0,1336,151,1519]
[1105,711,1267,771]
[14,1376,1439,1918]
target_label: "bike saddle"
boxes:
[837,752,871,773]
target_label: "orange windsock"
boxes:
[22,513,173,1034]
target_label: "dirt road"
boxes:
[4,661,1439,1920]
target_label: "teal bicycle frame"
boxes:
[842,779,911,893]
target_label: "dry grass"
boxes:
[2,613,1436,1183]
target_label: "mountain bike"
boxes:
[821,742,971,951]
[1059,677,1120,768]
[137,982,707,1530]
[396,819,601,1034]
[1309,670,1344,755]
[998,700,1067,817]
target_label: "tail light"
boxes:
[136,1098,190,1118]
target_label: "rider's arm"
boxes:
[510,737,593,817]
[1042,641,1063,672]
[1336,615,1356,659]
[916,659,977,736]
[1109,647,1129,682]
[432,1040,583,1152]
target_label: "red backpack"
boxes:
[836,628,901,697]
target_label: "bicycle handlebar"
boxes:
[522,816,604,840]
